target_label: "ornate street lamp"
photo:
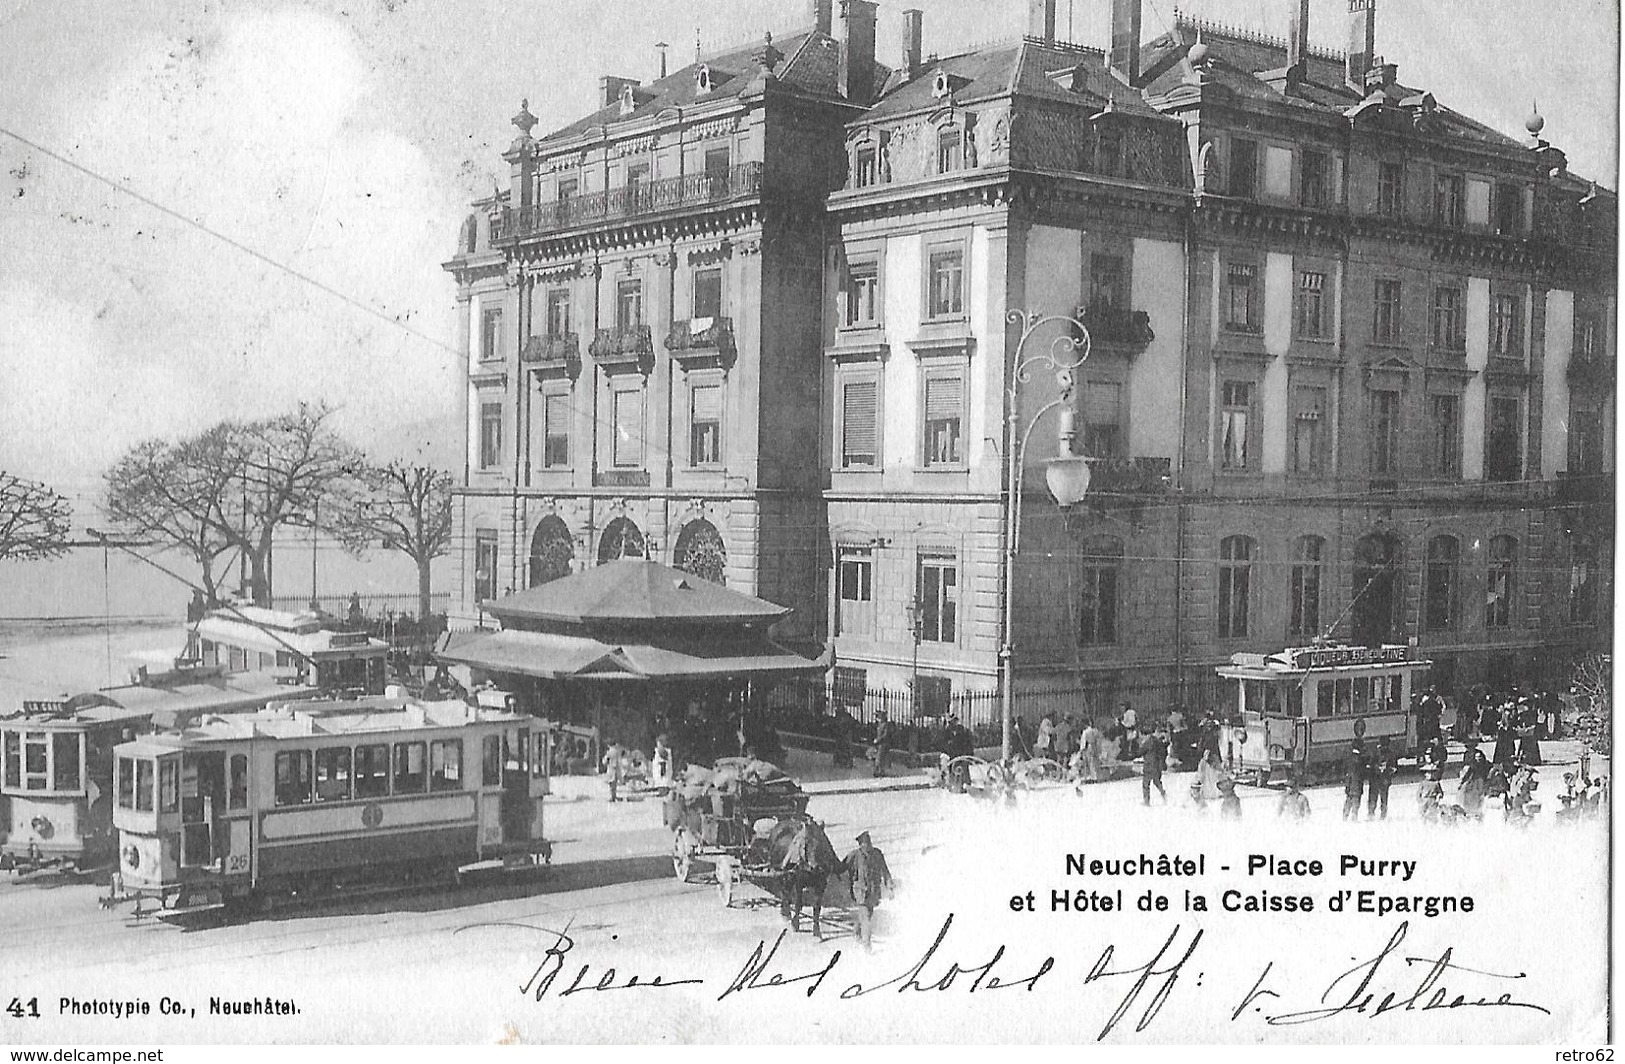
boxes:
[1000,309,1093,762]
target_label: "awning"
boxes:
[437,628,829,682]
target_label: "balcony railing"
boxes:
[666,317,736,362]
[1076,303,1155,349]
[589,326,654,372]
[508,163,764,238]
[521,333,580,373]
[1088,456,1172,494]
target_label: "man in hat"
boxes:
[843,830,893,950]
[869,713,893,777]
[1367,737,1398,820]
[1341,742,1368,821]
[1140,727,1168,805]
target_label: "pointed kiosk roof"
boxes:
[484,558,789,627]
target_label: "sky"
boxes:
[0,0,1616,613]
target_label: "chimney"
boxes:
[599,75,640,109]
[1028,0,1056,42]
[1109,0,1142,85]
[902,9,924,78]
[810,0,833,35]
[1287,0,1309,72]
[839,0,878,103]
[1347,0,1375,92]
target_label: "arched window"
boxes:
[1485,535,1516,629]
[1424,534,1460,631]
[596,517,646,565]
[1570,536,1598,625]
[1218,535,1254,639]
[529,517,574,588]
[673,519,727,585]
[1353,533,1403,646]
[1076,536,1123,647]
[1289,535,1325,638]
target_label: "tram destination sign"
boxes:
[1284,644,1412,670]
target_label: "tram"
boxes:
[1216,643,1431,784]
[106,698,552,912]
[1,698,154,873]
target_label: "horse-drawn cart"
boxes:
[662,757,811,905]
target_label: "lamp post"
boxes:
[1000,309,1094,762]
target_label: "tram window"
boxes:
[482,735,501,787]
[228,754,248,810]
[355,744,389,798]
[136,759,155,812]
[1263,684,1283,716]
[159,759,179,813]
[1353,677,1371,714]
[1287,686,1303,717]
[118,757,134,808]
[532,732,547,779]
[3,730,18,789]
[52,733,80,791]
[1335,679,1353,715]
[503,729,530,773]
[1388,677,1404,714]
[1316,683,1333,718]
[393,742,427,793]
[274,750,313,806]
[315,747,352,802]
[430,740,462,792]
[23,732,47,791]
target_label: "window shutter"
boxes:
[691,383,722,423]
[545,394,569,434]
[1083,382,1120,423]
[925,376,962,420]
[843,381,877,456]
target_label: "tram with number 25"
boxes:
[1216,643,1432,784]
[106,698,552,912]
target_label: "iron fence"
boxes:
[268,592,451,618]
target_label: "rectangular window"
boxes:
[937,127,962,173]
[689,383,722,465]
[703,147,731,181]
[557,178,578,202]
[615,280,643,331]
[1487,396,1522,482]
[1229,138,1258,197]
[542,392,570,468]
[692,268,723,320]
[1299,149,1329,208]
[1082,381,1122,459]
[1434,172,1464,226]
[841,380,878,468]
[134,759,153,812]
[928,248,964,318]
[483,734,502,787]
[1370,389,1400,475]
[1316,683,1333,719]
[1432,286,1464,349]
[1290,556,1322,637]
[479,402,503,469]
[1431,394,1462,477]
[229,753,248,809]
[1291,386,1326,475]
[1373,279,1402,343]
[922,374,963,466]
[855,145,878,187]
[1224,263,1258,332]
[1295,271,1327,338]
[1491,293,1520,356]
[612,388,643,467]
[917,554,958,643]
[545,289,571,337]
[1495,182,1523,235]
[52,732,79,791]
[474,530,498,602]
[843,260,880,327]
[1220,381,1252,471]
[836,547,874,637]
[4,731,21,789]
[273,751,311,807]
[22,731,47,791]
[392,741,427,794]
[315,747,352,803]
[1088,254,1125,313]
[480,307,503,362]
[1218,546,1251,639]
[354,744,389,798]
[1377,161,1404,217]
[1572,407,1605,474]
[117,756,134,808]
[1077,557,1118,646]
[1576,315,1599,361]
[1570,541,1598,625]
[430,739,462,792]
[625,161,650,194]
[159,759,178,813]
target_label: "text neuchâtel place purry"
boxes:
[1062,853,1418,881]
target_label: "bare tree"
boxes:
[104,403,360,605]
[0,471,71,561]
[1567,652,1612,756]
[330,461,454,622]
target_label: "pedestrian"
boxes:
[1341,742,1367,821]
[1034,714,1054,763]
[869,713,893,778]
[1165,706,1187,766]
[1277,776,1311,820]
[843,830,894,951]
[1075,717,1105,784]
[1217,778,1241,819]
[602,739,626,802]
[652,733,675,789]
[1195,748,1225,803]
[832,709,854,768]
[1418,769,1445,824]
[1422,732,1450,776]
[1053,714,1074,766]
[1492,716,1518,768]
[1119,701,1139,754]
[1367,738,1397,820]
[1458,749,1491,819]
[1137,727,1163,802]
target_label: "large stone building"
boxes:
[447,0,1615,724]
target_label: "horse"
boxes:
[763,817,842,940]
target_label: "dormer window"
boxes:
[933,70,952,98]
[696,64,714,93]
[855,143,878,187]
[619,83,637,116]
[936,126,962,173]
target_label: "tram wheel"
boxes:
[672,828,695,883]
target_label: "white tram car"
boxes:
[108,699,551,911]
[1216,643,1432,784]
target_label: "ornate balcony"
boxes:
[1076,303,1155,350]
[506,163,764,239]
[1088,456,1172,494]
[589,326,654,373]
[665,316,736,367]
[521,333,581,376]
